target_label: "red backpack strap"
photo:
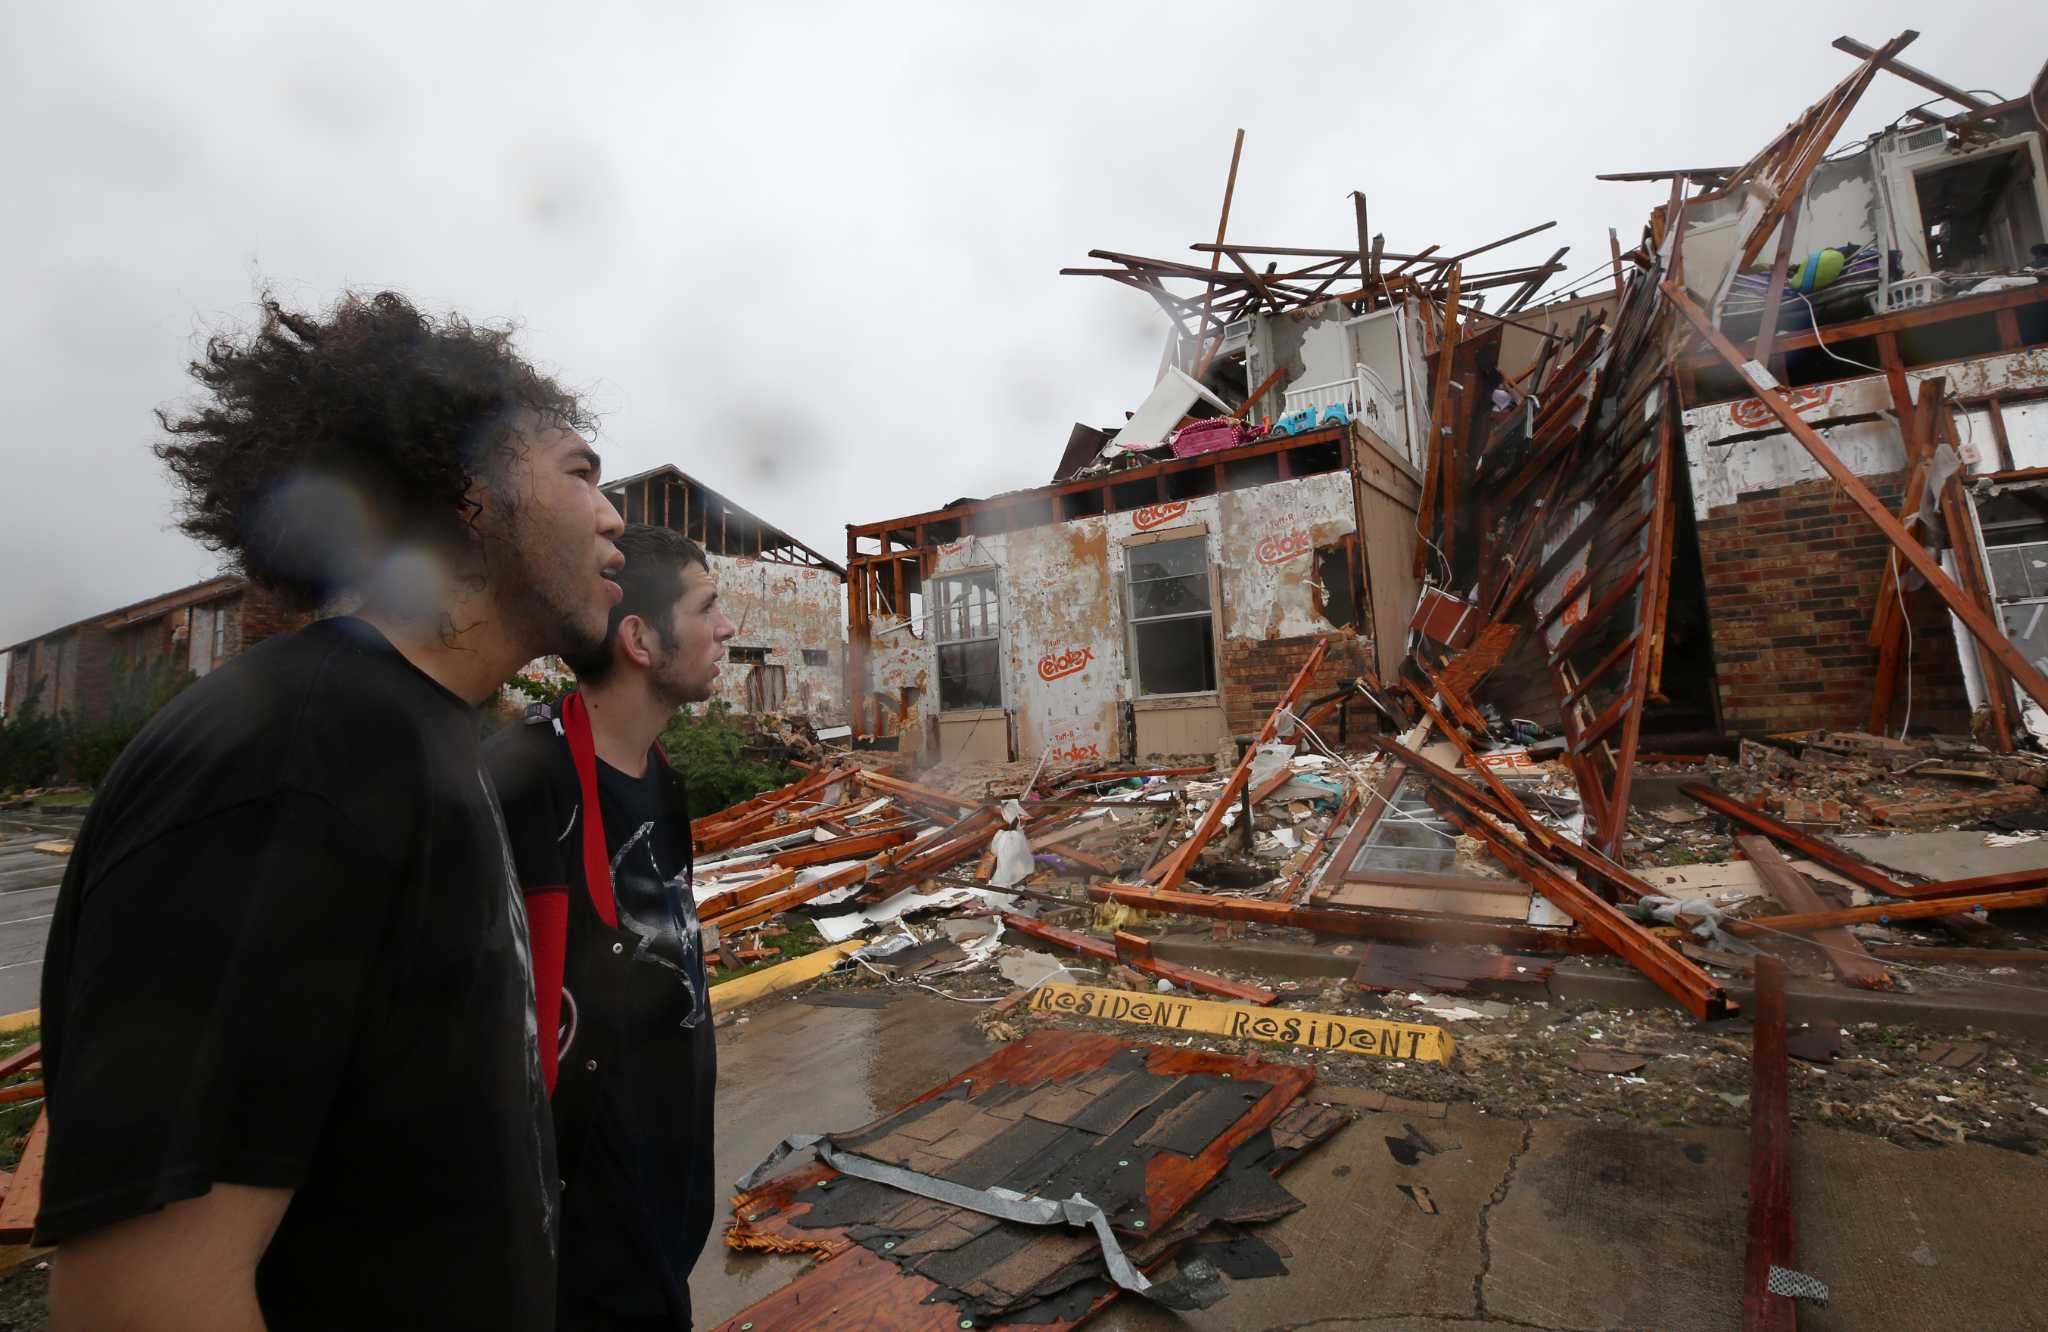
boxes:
[524,885,569,1093]
[559,692,620,929]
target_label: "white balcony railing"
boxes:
[1279,364,1405,449]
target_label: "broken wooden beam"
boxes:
[1832,32,1988,111]
[756,826,919,870]
[0,1110,46,1243]
[1729,885,2048,936]
[1681,783,1909,899]
[693,765,857,853]
[1867,372,1937,731]
[1111,930,1281,1004]
[1088,882,1608,954]
[696,867,801,921]
[1443,802,1735,1020]
[998,913,1277,1004]
[855,768,983,817]
[0,1044,40,1083]
[1144,640,1328,892]
[1736,836,1892,990]
[1276,783,1358,903]
[1063,764,1215,785]
[1370,733,1663,904]
[1743,955,1797,1332]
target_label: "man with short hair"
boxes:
[486,523,735,1330]
[37,291,625,1330]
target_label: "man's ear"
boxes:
[616,614,656,670]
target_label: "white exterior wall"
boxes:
[895,469,1358,759]
[701,552,846,721]
[1683,346,2048,519]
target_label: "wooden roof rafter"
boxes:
[1674,29,1917,278]
[600,464,845,576]
[1833,33,1997,126]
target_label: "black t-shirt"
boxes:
[599,760,709,998]
[36,617,558,1330]
[590,760,714,1312]
[484,721,716,1328]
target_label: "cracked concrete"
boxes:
[1473,1121,1534,1323]
[1092,1107,1527,1331]
[699,992,2048,1332]
[1483,1121,1747,1332]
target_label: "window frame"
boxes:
[931,568,1004,713]
[1123,531,1220,699]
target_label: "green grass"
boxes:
[709,918,831,986]
[0,1026,43,1170]
[33,790,93,808]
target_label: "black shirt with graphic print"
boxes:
[485,723,716,1328]
[35,617,558,1331]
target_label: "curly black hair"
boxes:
[155,291,593,608]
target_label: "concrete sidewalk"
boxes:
[701,990,2048,1332]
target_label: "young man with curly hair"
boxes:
[35,292,625,1331]
[486,524,735,1330]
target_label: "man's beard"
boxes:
[485,511,608,663]
[650,642,713,708]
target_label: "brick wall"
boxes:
[234,584,311,654]
[1220,631,1367,737]
[1694,473,1969,738]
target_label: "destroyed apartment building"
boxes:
[680,39,2048,1327]
[843,30,2048,777]
[600,464,848,722]
[840,218,1495,764]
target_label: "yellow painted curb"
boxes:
[0,1010,38,1035]
[710,942,863,1013]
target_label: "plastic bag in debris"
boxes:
[1918,442,1963,534]
[991,828,1036,888]
[1246,743,1295,795]
[854,930,918,961]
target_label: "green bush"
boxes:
[0,656,195,792]
[71,656,196,786]
[0,696,62,791]
[660,700,797,821]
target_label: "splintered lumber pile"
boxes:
[691,762,1188,941]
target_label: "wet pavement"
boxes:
[700,988,2048,1332]
[0,812,78,1016]
[700,989,990,1326]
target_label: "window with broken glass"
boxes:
[1979,507,2048,671]
[1126,536,1216,696]
[934,571,1002,711]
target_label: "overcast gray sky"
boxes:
[2,3,2041,649]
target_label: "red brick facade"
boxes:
[1693,473,1969,738]
[1220,631,1369,737]
[4,578,310,723]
